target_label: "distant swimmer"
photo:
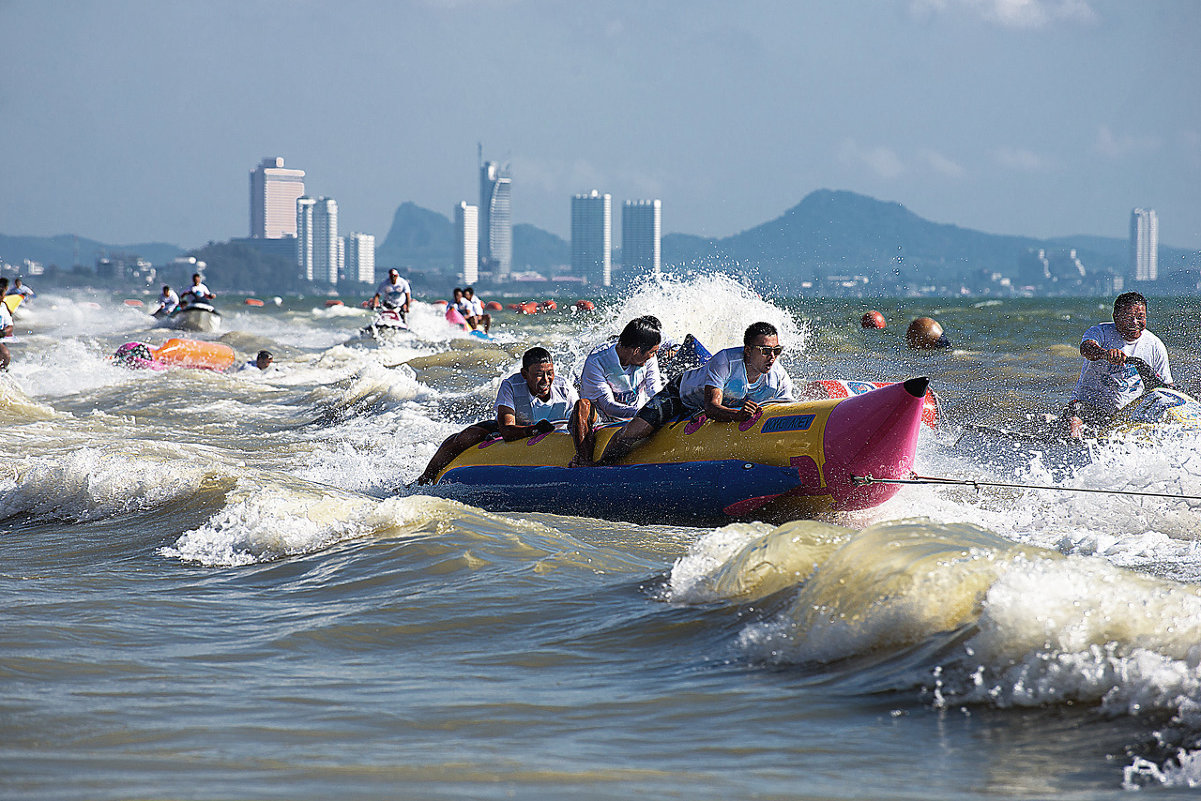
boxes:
[153,285,180,317]
[414,347,579,485]
[569,316,663,467]
[371,269,412,320]
[905,317,950,349]
[180,273,214,306]
[1064,291,1172,439]
[597,321,793,465]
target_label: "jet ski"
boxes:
[361,307,409,339]
[162,300,221,332]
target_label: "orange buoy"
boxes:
[324,299,344,307]
[434,299,448,307]
[861,310,886,329]
[574,299,595,312]
[152,338,236,371]
[485,301,502,311]
[540,300,557,311]
[905,317,950,350]
[245,298,265,307]
[123,299,144,307]
[519,301,538,315]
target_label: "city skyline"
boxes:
[1,1,1198,252]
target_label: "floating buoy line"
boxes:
[852,473,1201,503]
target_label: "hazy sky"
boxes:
[2,0,1199,250]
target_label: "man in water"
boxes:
[371,269,412,320]
[569,316,664,467]
[180,273,214,307]
[463,287,491,334]
[242,350,274,372]
[597,321,794,465]
[414,347,580,485]
[153,285,179,317]
[1065,291,1172,438]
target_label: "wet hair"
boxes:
[1114,291,1147,316]
[453,287,463,296]
[464,286,475,296]
[618,317,662,352]
[521,347,554,370]
[743,321,778,345]
[256,350,272,361]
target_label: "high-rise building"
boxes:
[250,157,305,239]
[621,199,661,274]
[314,197,340,285]
[297,196,340,284]
[1130,208,1158,282]
[479,160,512,277]
[344,233,376,284]
[455,202,480,285]
[572,190,612,286]
[296,196,316,281]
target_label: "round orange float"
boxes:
[860,310,886,329]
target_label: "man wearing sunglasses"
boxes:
[597,321,793,465]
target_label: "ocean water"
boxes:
[4,276,1201,800]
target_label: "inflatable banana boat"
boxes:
[113,338,236,371]
[433,378,930,524]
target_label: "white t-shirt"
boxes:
[679,346,793,413]
[185,282,211,299]
[454,297,474,317]
[1073,322,1172,413]
[375,277,410,306]
[0,303,12,332]
[494,372,579,427]
[158,290,179,312]
[579,342,662,421]
[469,297,485,316]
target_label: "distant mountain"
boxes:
[0,233,183,270]
[375,205,571,272]
[375,202,453,268]
[513,223,569,270]
[661,190,1052,284]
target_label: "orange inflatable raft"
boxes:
[114,338,237,372]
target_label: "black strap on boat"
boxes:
[852,472,1201,503]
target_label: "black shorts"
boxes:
[468,419,500,435]
[635,375,693,431]
[1063,400,1113,425]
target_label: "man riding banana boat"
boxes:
[417,321,930,525]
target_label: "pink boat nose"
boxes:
[821,377,928,510]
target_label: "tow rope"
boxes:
[852,473,1201,503]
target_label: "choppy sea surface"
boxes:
[5,275,1201,800]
